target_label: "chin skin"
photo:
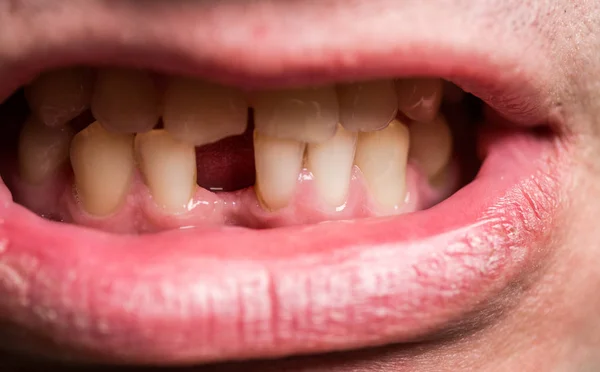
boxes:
[1,0,600,371]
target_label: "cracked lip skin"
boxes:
[0,0,591,371]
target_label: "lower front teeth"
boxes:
[135,130,197,213]
[70,122,135,217]
[354,119,410,212]
[91,69,161,133]
[306,124,357,207]
[253,131,306,211]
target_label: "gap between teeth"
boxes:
[21,68,454,216]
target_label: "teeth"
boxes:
[163,78,248,146]
[337,80,398,132]
[91,69,161,133]
[18,116,74,184]
[70,122,135,216]
[253,131,305,211]
[252,86,339,143]
[443,81,465,103]
[354,119,410,212]
[135,129,197,213]
[25,68,93,127]
[306,125,357,207]
[408,114,453,178]
[396,78,443,123]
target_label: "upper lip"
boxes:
[0,0,565,366]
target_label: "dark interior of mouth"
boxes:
[0,69,485,234]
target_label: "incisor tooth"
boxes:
[337,80,398,132]
[163,78,247,146]
[306,124,357,207]
[135,130,197,213]
[70,122,135,216]
[92,69,161,133]
[408,114,453,178]
[18,116,74,184]
[396,78,443,123]
[354,119,410,212]
[254,131,305,211]
[252,87,339,143]
[25,68,93,127]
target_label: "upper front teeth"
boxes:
[22,68,453,218]
[25,68,94,127]
[91,68,161,133]
[251,86,339,143]
[396,78,443,123]
[337,80,398,132]
[163,78,248,146]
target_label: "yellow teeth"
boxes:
[25,68,93,127]
[18,116,74,184]
[396,78,443,123]
[252,86,339,143]
[91,69,161,133]
[408,114,453,179]
[163,78,248,146]
[253,131,306,211]
[337,80,398,132]
[354,119,410,212]
[135,129,197,213]
[306,124,357,207]
[70,122,135,217]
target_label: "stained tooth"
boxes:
[135,129,197,213]
[306,125,357,207]
[337,80,398,132]
[408,114,453,178]
[70,122,134,216]
[396,78,443,123]
[252,86,339,143]
[25,68,93,127]
[18,116,74,184]
[163,78,247,146]
[254,131,305,211]
[354,119,410,212]
[91,69,161,133]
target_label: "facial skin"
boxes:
[0,0,600,371]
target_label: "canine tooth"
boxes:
[337,80,398,132]
[70,122,135,216]
[254,131,305,211]
[409,114,453,178]
[354,119,410,212]
[396,78,443,123]
[92,69,160,133]
[163,78,247,146]
[306,125,357,207]
[135,130,197,213]
[25,68,93,127]
[18,116,74,184]
[252,86,338,143]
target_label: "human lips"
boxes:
[0,0,567,367]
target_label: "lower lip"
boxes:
[0,125,562,364]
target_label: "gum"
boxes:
[7,160,460,234]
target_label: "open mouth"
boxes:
[0,2,567,369]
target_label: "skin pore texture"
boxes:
[1,0,600,371]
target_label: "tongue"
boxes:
[195,124,255,192]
